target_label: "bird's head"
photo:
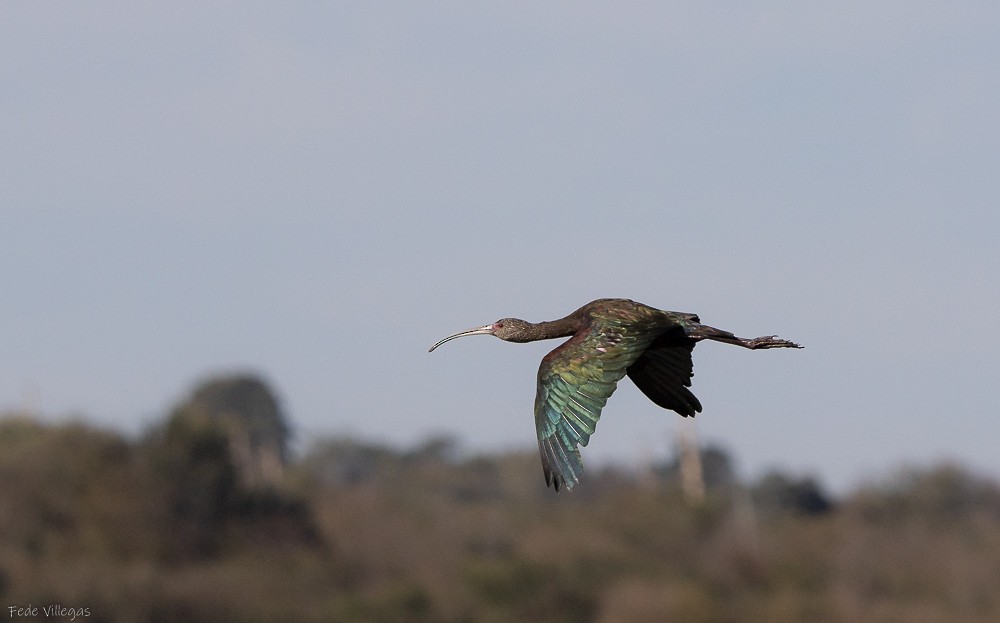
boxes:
[428,318,532,352]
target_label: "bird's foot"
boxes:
[746,335,802,349]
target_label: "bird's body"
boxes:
[429,298,801,491]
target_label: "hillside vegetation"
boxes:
[1,377,998,622]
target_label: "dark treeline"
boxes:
[1,375,999,622]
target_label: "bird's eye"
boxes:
[495,322,504,329]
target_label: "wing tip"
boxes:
[539,437,581,492]
[544,469,577,492]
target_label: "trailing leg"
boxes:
[688,324,802,350]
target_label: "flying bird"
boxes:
[429,298,801,491]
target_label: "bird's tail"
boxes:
[690,324,802,350]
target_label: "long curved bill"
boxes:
[428,324,495,352]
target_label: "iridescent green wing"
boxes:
[534,315,661,491]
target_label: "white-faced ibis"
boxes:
[429,298,801,491]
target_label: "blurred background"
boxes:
[1,3,998,621]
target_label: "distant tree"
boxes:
[300,437,400,487]
[700,446,738,490]
[405,434,461,464]
[147,374,315,561]
[851,463,1000,523]
[177,374,290,488]
[752,471,833,516]
[656,444,737,492]
[152,404,240,560]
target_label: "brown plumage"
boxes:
[430,298,801,491]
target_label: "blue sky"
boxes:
[2,3,998,491]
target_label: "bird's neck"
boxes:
[527,315,583,341]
